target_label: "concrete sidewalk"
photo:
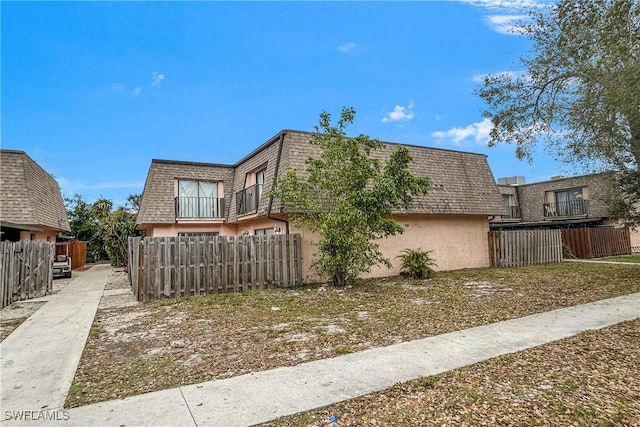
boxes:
[29,292,640,427]
[1,265,112,415]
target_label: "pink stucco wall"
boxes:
[631,228,640,248]
[294,214,491,283]
[145,218,287,238]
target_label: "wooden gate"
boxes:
[0,241,54,308]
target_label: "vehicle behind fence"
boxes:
[0,241,54,308]
[128,234,303,302]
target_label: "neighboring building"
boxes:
[0,149,71,241]
[492,173,616,228]
[491,173,639,248]
[136,130,506,282]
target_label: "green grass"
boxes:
[598,254,640,263]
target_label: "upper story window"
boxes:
[236,165,267,216]
[176,180,224,219]
[501,194,521,218]
[544,187,587,217]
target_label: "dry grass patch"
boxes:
[266,319,640,426]
[66,262,640,408]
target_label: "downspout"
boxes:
[267,131,290,234]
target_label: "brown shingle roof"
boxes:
[0,149,71,232]
[136,130,506,226]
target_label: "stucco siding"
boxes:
[145,218,287,238]
[631,228,640,248]
[146,223,238,237]
[294,214,490,284]
[19,229,58,242]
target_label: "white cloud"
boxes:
[132,87,142,96]
[485,14,527,35]
[462,0,548,35]
[462,0,547,11]
[432,118,493,146]
[338,42,356,52]
[110,83,124,92]
[151,71,165,87]
[382,102,415,123]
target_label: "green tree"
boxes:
[126,194,141,213]
[65,194,107,262]
[477,0,639,221]
[92,198,136,266]
[270,107,431,286]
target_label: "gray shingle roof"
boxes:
[137,159,235,224]
[136,130,506,226]
[0,149,71,232]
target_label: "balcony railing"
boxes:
[503,205,522,219]
[543,200,588,218]
[175,196,225,219]
[236,184,262,215]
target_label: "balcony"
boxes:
[236,184,262,215]
[503,205,522,219]
[543,199,588,218]
[175,196,225,219]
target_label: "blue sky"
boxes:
[2,0,564,208]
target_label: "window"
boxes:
[177,180,223,218]
[555,187,584,216]
[254,227,275,236]
[236,166,267,215]
[501,194,521,219]
[544,187,586,217]
[256,168,265,202]
[178,232,219,237]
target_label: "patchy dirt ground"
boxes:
[66,262,640,408]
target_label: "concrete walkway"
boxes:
[1,265,112,415]
[5,292,635,426]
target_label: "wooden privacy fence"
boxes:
[488,229,563,268]
[562,227,631,258]
[128,234,303,302]
[0,241,54,308]
[55,240,87,270]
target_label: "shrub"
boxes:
[397,248,437,279]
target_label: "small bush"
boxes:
[397,248,437,279]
